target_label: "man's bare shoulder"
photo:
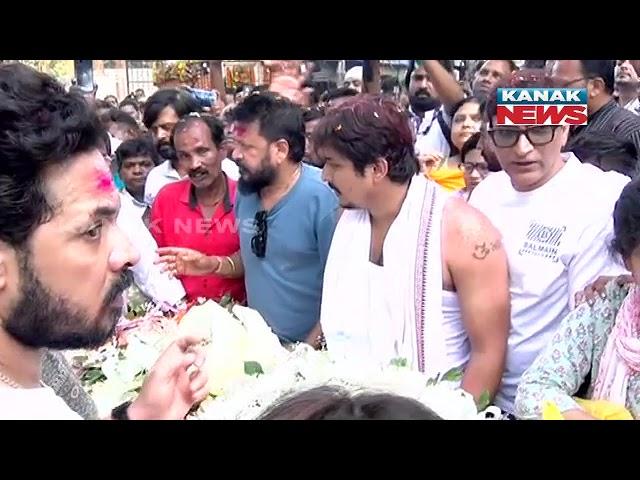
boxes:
[443,195,503,262]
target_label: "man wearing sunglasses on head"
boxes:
[227,92,339,347]
[469,70,631,415]
[551,60,640,173]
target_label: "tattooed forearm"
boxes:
[472,240,502,260]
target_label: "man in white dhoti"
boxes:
[313,95,510,401]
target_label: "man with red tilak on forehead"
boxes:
[159,91,339,346]
[0,63,207,419]
[314,95,510,403]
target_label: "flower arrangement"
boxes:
[72,298,502,420]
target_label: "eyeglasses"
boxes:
[559,76,597,88]
[488,125,559,148]
[251,210,268,258]
[462,163,489,174]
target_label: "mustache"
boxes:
[188,168,208,178]
[413,88,431,97]
[327,181,341,195]
[103,269,133,308]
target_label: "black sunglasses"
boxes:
[251,210,268,258]
[487,125,560,148]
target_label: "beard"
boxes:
[409,91,440,116]
[237,153,278,195]
[156,139,177,163]
[3,251,133,350]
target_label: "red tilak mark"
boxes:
[232,124,248,137]
[96,172,116,193]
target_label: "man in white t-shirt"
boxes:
[469,71,630,413]
[0,64,208,420]
[114,138,186,306]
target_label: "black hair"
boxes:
[142,89,201,129]
[104,94,118,103]
[99,129,112,157]
[94,99,111,110]
[579,60,616,94]
[303,106,325,123]
[114,136,160,171]
[381,75,400,95]
[250,85,269,94]
[172,114,225,149]
[0,63,103,248]
[460,132,482,163]
[259,386,442,420]
[234,84,250,95]
[312,94,419,184]
[450,95,482,118]
[612,177,640,260]
[565,131,637,178]
[321,87,358,103]
[438,60,455,73]
[524,60,547,69]
[229,92,305,163]
[108,109,139,130]
[119,97,140,112]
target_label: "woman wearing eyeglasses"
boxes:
[420,97,482,192]
[457,133,489,201]
[468,70,631,414]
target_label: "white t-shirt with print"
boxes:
[0,385,82,420]
[469,153,630,413]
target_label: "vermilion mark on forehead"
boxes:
[95,169,116,194]
[231,123,248,137]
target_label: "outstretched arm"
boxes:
[156,247,244,279]
[420,60,465,112]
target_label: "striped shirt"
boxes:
[572,99,640,174]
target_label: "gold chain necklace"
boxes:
[0,369,22,388]
[0,368,46,389]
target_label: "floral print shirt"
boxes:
[515,281,640,419]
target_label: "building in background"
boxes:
[93,60,156,100]
[221,61,265,90]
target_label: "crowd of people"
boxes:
[2,58,640,420]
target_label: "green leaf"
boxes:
[244,361,264,376]
[81,367,107,386]
[442,367,464,382]
[476,390,491,411]
[390,357,408,368]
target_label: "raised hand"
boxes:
[156,247,217,278]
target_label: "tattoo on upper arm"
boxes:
[472,240,502,260]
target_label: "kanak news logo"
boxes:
[496,88,588,126]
